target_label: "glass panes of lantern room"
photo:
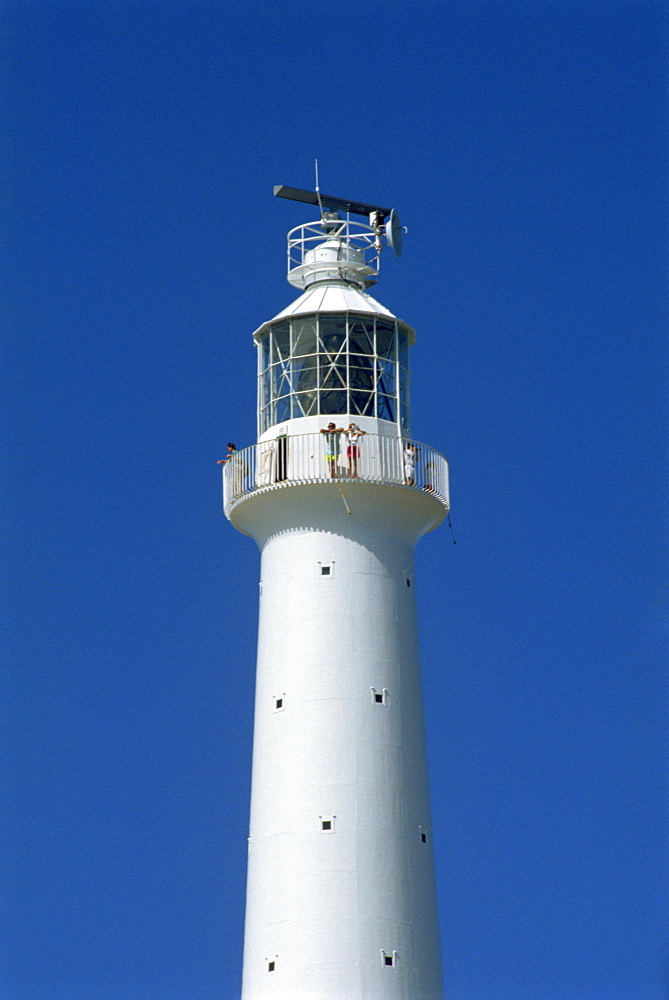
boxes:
[258,313,410,434]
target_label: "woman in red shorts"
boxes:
[344,423,367,478]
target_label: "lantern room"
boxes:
[255,309,413,436]
[253,207,414,441]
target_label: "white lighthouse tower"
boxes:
[223,185,449,1000]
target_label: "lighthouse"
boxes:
[223,185,449,1000]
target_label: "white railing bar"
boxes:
[222,432,449,517]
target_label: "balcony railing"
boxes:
[222,432,449,517]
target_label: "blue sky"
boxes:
[3,2,667,998]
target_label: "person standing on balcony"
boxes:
[320,423,344,478]
[218,442,247,496]
[217,442,237,465]
[345,423,367,479]
[403,442,417,486]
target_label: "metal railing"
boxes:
[286,223,380,289]
[222,432,449,517]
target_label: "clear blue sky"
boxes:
[4,2,667,998]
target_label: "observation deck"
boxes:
[222,431,449,526]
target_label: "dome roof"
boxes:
[252,281,414,343]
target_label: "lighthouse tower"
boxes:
[223,185,449,1000]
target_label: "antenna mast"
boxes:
[314,159,325,219]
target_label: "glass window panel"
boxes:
[377,374,395,398]
[319,336,346,360]
[376,320,396,360]
[350,390,373,415]
[276,396,290,423]
[398,329,409,370]
[291,318,318,357]
[349,317,374,356]
[260,333,270,371]
[293,358,318,393]
[318,315,346,355]
[272,322,290,361]
[292,392,318,417]
[273,366,291,397]
[349,363,374,391]
[318,329,346,365]
[320,389,347,414]
[291,395,305,418]
[350,316,374,332]
[378,394,396,421]
[261,370,272,408]
[376,357,395,396]
[400,402,409,430]
[320,358,347,389]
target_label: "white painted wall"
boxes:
[233,484,444,1000]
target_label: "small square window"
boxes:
[381,950,397,968]
[321,819,332,831]
[371,687,387,706]
[385,955,394,967]
[320,564,332,576]
[406,576,412,587]
[268,960,275,972]
[421,831,428,844]
[275,697,283,710]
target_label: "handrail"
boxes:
[222,432,449,518]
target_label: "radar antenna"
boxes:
[273,182,405,258]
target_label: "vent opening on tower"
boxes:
[274,695,284,711]
[268,959,276,972]
[381,950,397,967]
[371,687,387,706]
[320,815,335,832]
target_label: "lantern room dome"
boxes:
[253,281,414,344]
